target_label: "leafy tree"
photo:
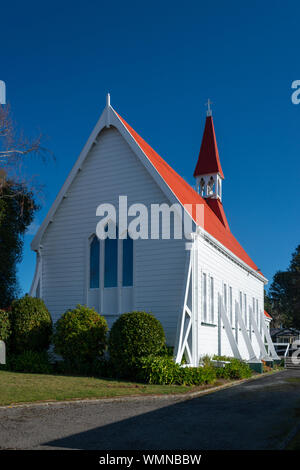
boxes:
[264,289,272,315]
[0,181,38,307]
[269,245,300,328]
[0,309,11,342]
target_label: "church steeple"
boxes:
[194,102,224,201]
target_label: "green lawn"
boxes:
[0,370,200,406]
[286,430,300,450]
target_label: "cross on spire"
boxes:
[205,99,212,116]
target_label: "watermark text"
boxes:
[0,81,6,105]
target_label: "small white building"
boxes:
[30,95,277,366]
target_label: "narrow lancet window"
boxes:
[104,227,118,288]
[90,236,100,289]
[122,234,133,287]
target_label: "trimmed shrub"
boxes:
[53,305,108,367]
[0,309,11,343]
[108,311,166,378]
[138,355,217,385]
[182,365,217,385]
[138,355,182,384]
[217,358,252,380]
[6,350,53,374]
[10,296,52,353]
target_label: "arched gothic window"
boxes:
[122,233,133,287]
[200,178,205,196]
[89,228,133,289]
[104,226,118,288]
[207,176,214,195]
[217,179,221,197]
[90,235,100,289]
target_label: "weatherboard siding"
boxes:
[197,236,264,360]
[37,124,265,357]
[41,126,187,344]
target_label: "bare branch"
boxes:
[0,103,53,200]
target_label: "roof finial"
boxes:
[106,93,111,107]
[205,98,212,117]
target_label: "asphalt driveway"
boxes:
[0,369,300,450]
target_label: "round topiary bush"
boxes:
[11,296,52,353]
[0,309,11,344]
[53,304,108,366]
[108,311,166,378]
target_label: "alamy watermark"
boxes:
[95,196,204,244]
[291,340,300,365]
[0,80,6,105]
[291,80,300,105]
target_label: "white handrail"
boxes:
[262,321,280,360]
[271,342,291,358]
[284,344,290,357]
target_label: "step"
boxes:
[285,358,300,369]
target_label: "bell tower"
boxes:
[194,100,224,201]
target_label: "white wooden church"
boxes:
[30,95,278,366]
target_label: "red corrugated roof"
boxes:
[117,112,263,276]
[264,310,272,319]
[194,116,224,178]
[206,198,230,230]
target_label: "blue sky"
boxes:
[1,0,300,294]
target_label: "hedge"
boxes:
[138,355,217,385]
[215,357,252,379]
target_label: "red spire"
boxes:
[194,115,224,179]
[206,198,229,230]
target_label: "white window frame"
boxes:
[202,272,207,323]
[210,276,214,324]
[86,229,135,314]
[223,283,228,315]
[229,286,233,326]
[244,293,247,328]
